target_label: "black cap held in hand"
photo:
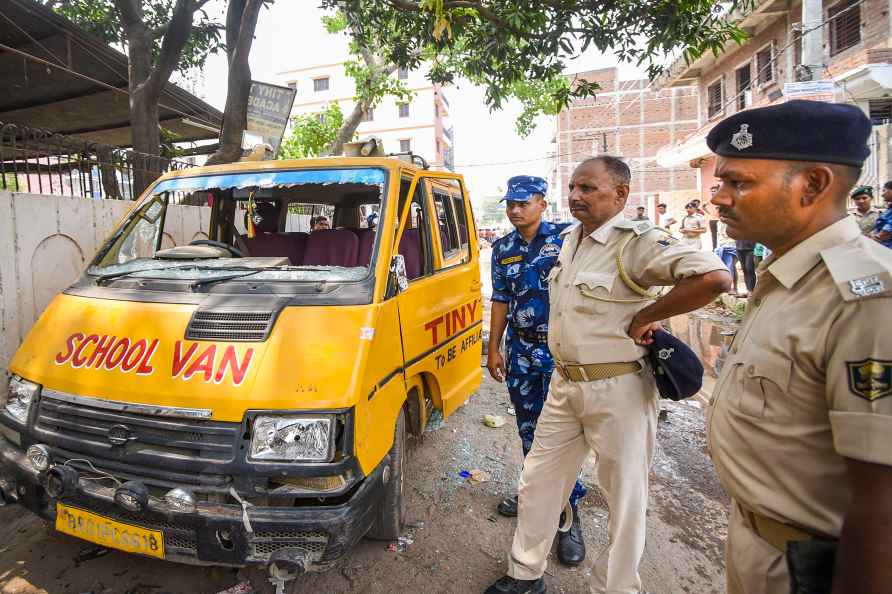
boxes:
[648,330,704,401]
[706,100,871,167]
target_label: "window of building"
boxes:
[793,27,803,68]
[398,67,409,80]
[756,43,774,86]
[736,63,752,111]
[400,139,411,152]
[313,77,330,92]
[316,112,326,124]
[869,99,892,124]
[829,0,861,56]
[398,102,410,118]
[361,108,374,122]
[707,78,724,119]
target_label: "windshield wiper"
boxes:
[94,267,167,285]
[190,270,263,290]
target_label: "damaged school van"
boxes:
[0,151,483,572]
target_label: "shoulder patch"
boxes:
[821,240,892,302]
[847,359,892,401]
[615,219,654,236]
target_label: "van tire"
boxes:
[367,408,406,541]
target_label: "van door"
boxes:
[392,172,482,417]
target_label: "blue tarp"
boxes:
[152,167,386,193]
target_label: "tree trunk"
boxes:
[125,17,161,197]
[327,101,367,156]
[205,0,264,166]
[115,0,200,197]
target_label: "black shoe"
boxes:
[557,506,586,566]
[497,494,518,517]
[484,575,546,594]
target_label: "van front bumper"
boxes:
[0,435,384,570]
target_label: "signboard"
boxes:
[782,81,835,99]
[246,81,296,153]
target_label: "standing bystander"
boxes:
[679,202,707,249]
[485,156,729,594]
[706,100,892,594]
[656,203,677,230]
[487,176,587,567]
[872,181,892,248]
[850,186,879,236]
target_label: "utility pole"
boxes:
[801,0,825,80]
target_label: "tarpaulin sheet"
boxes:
[152,168,386,193]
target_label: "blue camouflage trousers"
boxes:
[506,350,587,506]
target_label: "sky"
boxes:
[198,2,646,200]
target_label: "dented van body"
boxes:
[0,156,482,570]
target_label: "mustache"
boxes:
[718,207,736,220]
[569,201,589,209]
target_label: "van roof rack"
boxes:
[388,151,429,170]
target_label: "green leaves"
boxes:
[323,0,754,134]
[47,0,225,73]
[279,103,346,159]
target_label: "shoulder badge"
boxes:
[615,219,654,236]
[847,359,892,401]
[849,275,885,298]
[821,241,892,302]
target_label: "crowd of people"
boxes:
[483,100,891,594]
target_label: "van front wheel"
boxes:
[367,408,406,540]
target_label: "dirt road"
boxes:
[0,372,729,594]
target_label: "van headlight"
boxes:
[249,416,334,462]
[4,377,39,425]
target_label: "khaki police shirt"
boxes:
[547,213,726,365]
[850,209,880,236]
[708,216,892,537]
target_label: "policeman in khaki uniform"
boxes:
[486,156,730,594]
[706,100,892,594]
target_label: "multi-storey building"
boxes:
[551,67,701,218]
[277,62,454,170]
[656,0,892,208]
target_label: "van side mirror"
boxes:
[389,255,409,295]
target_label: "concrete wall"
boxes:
[0,191,210,375]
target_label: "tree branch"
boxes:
[145,0,197,96]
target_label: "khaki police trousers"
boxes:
[506,366,659,594]
[725,503,790,594]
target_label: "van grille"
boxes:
[35,394,239,469]
[185,311,275,342]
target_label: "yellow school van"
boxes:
[0,150,482,572]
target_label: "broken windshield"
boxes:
[87,167,387,287]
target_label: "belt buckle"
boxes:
[578,365,590,382]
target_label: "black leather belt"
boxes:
[513,327,548,343]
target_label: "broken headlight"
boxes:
[249,416,334,462]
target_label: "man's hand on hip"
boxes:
[487,350,507,382]
[628,317,663,346]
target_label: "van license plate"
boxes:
[55,503,165,559]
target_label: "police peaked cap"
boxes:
[647,330,704,402]
[706,100,872,167]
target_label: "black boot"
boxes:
[557,505,586,566]
[497,494,518,517]
[484,575,546,594]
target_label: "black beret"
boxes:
[647,330,704,401]
[706,100,871,167]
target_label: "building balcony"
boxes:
[654,0,791,90]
